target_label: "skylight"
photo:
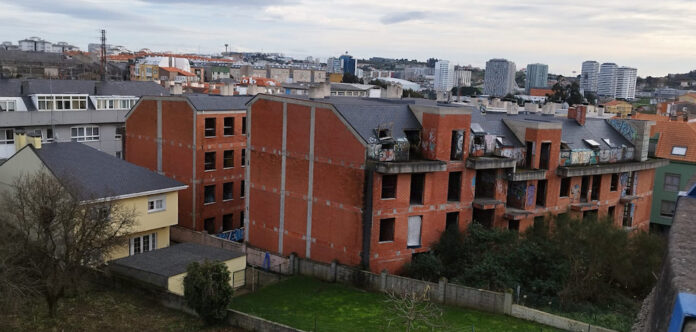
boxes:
[583,139,600,148]
[672,146,687,156]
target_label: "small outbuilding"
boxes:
[110,242,246,296]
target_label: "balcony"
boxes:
[466,156,516,170]
[556,159,669,177]
[570,202,599,211]
[472,198,504,210]
[371,160,447,174]
[504,207,533,220]
[506,169,547,181]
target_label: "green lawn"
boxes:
[231,276,560,331]
[0,287,243,332]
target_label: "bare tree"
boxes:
[383,285,446,332]
[0,170,137,317]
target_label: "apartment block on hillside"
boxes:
[246,95,667,273]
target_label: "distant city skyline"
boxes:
[0,0,694,77]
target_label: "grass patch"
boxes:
[0,287,242,332]
[535,299,638,332]
[231,276,561,331]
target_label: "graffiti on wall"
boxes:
[507,181,526,209]
[498,147,526,167]
[607,119,637,142]
[421,129,437,159]
[484,134,497,152]
[571,184,580,202]
[451,130,464,159]
[526,184,536,207]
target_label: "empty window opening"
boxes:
[591,175,602,201]
[580,176,590,202]
[242,116,247,134]
[224,117,235,136]
[475,169,497,199]
[610,173,619,191]
[508,220,520,232]
[608,206,616,219]
[379,218,395,242]
[583,209,598,221]
[410,173,425,205]
[204,217,216,234]
[525,141,534,168]
[473,208,494,229]
[447,172,462,202]
[223,182,234,201]
[381,174,397,199]
[204,185,215,204]
[536,180,547,207]
[204,152,216,171]
[446,212,459,231]
[407,216,422,248]
[224,150,234,168]
[223,214,234,231]
[450,130,464,160]
[539,142,551,169]
[560,177,571,197]
[204,118,216,137]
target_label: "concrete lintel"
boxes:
[466,157,517,170]
[372,160,447,174]
[556,158,669,177]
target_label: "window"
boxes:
[410,173,425,205]
[447,172,462,202]
[536,180,547,207]
[0,129,14,144]
[240,211,245,226]
[539,142,551,169]
[407,215,422,248]
[240,180,245,198]
[147,196,165,212]
[223,150,234,168]
[525,141,534,168]
[129,233,157,255]
[671,146,687,156]
[610,173,619,191]
[241,149,246,167]
[508,220,520,232]
[242,116,247,134]
[116,151,122,159]
[204,151,216,171]
[381,174,397,199]
[71,126,99,142]
[0,100,16,111]
[204,118,216,137]
[224,117,234,136]
[379,218,395,242]
[608,206,616,219]
[37,95,87,111]
[583,139,601,149]
[46,128,53,142]
[560,177,571,197]
[450,130,464,160]
[446,212,459,230]
[223,182,234,201]
[591,175,601,201]
[660,200,676,218]
[223,214,234,231]
[664,173,681,192]
[204,217,216,234]
[115,126,124,140]
[204,185,215,204]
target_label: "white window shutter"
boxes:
[407,216,422,247]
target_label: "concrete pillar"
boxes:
[503,292,513,315]
[438,277,447,303]
[330,260,337,282]
[289,253,297,275]
[380,270,388,292]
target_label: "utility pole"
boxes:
[225,43,228,54]
[100,29,107,81]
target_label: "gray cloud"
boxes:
[4,0,133,21]
[380,11,428,24]
[137,0,296,6]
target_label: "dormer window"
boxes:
[672,146,687,156]
[602,138,615,148]
[377,128,391,139]
[37,95,87,111]
[583,139,601,149]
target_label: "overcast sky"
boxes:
[1,0,694,77]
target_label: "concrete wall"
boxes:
[511,305,616,332]
[167,255,247,295]
[227,309,304,332]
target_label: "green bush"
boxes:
[183,260,234,325]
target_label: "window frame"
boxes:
[381,174,397,199]
[378,218,395,243]
[129,233,157,256]
[70,126,99,142]
[223,117,235,136]
[664,173,681,192]
[671,146,687,156]
[204,151,216,171]
[147,195,166,213]
[204,118,216,137]
[223,150,234,169]
[660,200,676,218]
[223,182,234,201]
[204,185,216,204]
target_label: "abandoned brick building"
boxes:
[125,95,251,234]
[245,94,666,273]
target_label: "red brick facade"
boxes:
[125,96,247,233]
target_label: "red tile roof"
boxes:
[529,88,553,97]
[159,67,195,77]
[652,120,696,162]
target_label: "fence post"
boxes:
[380,270,388,292]
[289,253,296,275]
[330,260,337,282]
[438,277,447,303]
[503,292,513,315]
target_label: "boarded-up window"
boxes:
[407,215,422,247]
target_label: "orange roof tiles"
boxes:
[529,88,553,97]
[632,113,669,122]
[652,120,696,162]
[159,67,195,77]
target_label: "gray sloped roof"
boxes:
[95,81,169,96]
[470,110,634,149]
[326,97,422,143]
[110,242,244,277]
[33,142,185,200]
[23,79,96,94]
[186,94,252,111]
[0,79,21,96]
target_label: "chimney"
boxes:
[170,83,183,95]
[14,131,41,152]
[247,84,258,96]
[220,84,232,96]
[308,82,329,99]
[597,105,605,116]
[567,106,577,120]
[384,84,403,99]
[506,102,519,115]
[573,105,587,126]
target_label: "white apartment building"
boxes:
[615,67,637,100]
[581,61,599,93]
[483,58,516,97]
[434,60,454,92]
[598,63,618,97]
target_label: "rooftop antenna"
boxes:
[100,29,107,81]
[224,43,228,54]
